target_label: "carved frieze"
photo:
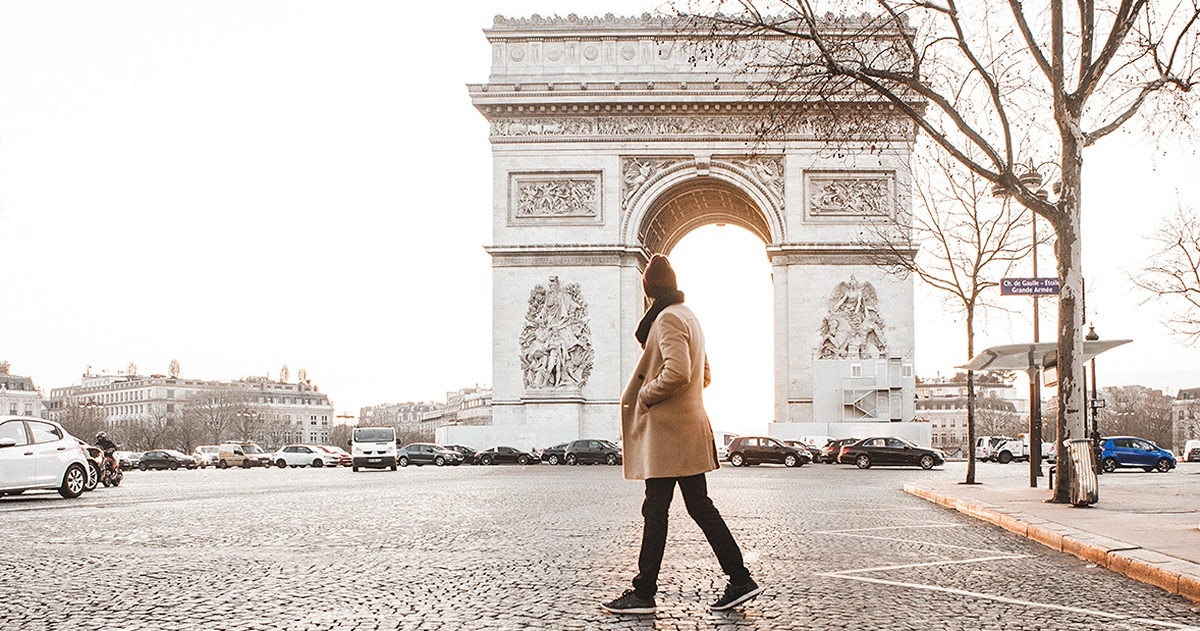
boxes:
[490,113,913,141]
[510,172,601,223]
[620,157,687,210]
[520,276,595,390]
[727,156,785,201]
[819,276,888,360]
[807,172,895,220]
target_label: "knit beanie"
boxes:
[642,254,678,299]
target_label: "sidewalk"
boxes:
[905,463,1200,604]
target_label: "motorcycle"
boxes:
[100,448,123,487]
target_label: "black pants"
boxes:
[632,473,750,597]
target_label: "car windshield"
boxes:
[242,444,265,454]
[163,449,188,458]
[354,428,394,442]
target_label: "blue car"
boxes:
[1100,436,1176,473]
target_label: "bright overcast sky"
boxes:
[2,1,1197,437]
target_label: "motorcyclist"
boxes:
[95,431,118,452]
[95,432,119,476]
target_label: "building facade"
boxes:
[1172,387,1200,456]
[46,369,334,447]
[361,386,493,442]
[0,362,44,418]
[913,377,1028,457]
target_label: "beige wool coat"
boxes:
[620,303,720,480]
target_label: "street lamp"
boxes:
[1086,324,1103,472]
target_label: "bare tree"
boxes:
[1098,385,1174,448]
[1132,207,1200,344]
[181,387,253,445]
[127,408,176,451]
[681,0,1200,501]
[56,402,109,444]
[327,424,353,450]
[868,151,1038,483]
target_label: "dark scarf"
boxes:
[635,289,685,348]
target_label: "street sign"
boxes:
[1001,277,1060,295]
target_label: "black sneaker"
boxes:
[601,589,657,614]
[710,579,763,611]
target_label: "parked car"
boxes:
[786,440,822,463]
[540,442,570,465]
[274,444,340,468]
[474,446,539,466]
[192,445,220,468]
[398,443,464,467]
[564,439,622,466]
[439,444,479,464]
[111,450,137,471]
[217,443,273,469]
[1188,447,1200,463]
[726,436,810,468]
[1100,436,1176,473]
[839,437,945,470]
[0,416,90,499]
[820,437,861,464]
[316,445,353,467]
[139,449,199,471]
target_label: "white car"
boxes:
[272,444,340,468]
[0,416,90,499]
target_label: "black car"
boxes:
[786,440,822,463]
[475,446,539,466]
[397,443,464,467]
[839,436,945,470]
[819,438,861,464]
[726,436,810,468]
[439,444,479,464]
[540,442,570,465]
[138,450,198,471]
[563,439,622,466]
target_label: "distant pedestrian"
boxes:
[601,254,762,615]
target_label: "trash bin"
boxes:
[1067,438,1098,506]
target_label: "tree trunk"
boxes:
[965,309,977,484]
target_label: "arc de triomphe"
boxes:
[461,15,918,447]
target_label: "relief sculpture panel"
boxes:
[510,173,601,223]
[520,276,595,390]
[807,173,894,219]
[819,276,889,360]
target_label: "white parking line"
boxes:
[817,559,1200,630]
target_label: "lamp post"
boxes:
[1086,324,1102,473]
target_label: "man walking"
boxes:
[602,253,762,615]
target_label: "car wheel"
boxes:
[398,456,409,467]
[481,455,494,466]
[218,460,228,469]
[518,455,530,465]
[139,462,148,471]
[1156,458,1173,473]
[352,465,359,472]
[548,454,560,465]
[84,463,99,491]
[730,453,745,467]
[169,461,179,471]
[312,459,324,468]
[784,454,798,468]
[605,453,618,466]
[59,463,88,498]
[276,459,288,468]
[435,456,446,467]
[919,455,935,470]
[997,451,1014,464]
[1102,458,1118,473]
[855,454,872,469]
[565,454,577,466]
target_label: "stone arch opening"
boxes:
[638,176,774,255]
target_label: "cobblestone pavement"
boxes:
[3,460,1199,630]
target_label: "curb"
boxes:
[904,483,1200,604]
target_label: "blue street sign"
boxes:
[1001,277,1060,296]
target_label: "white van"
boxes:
[351,427,397,471]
